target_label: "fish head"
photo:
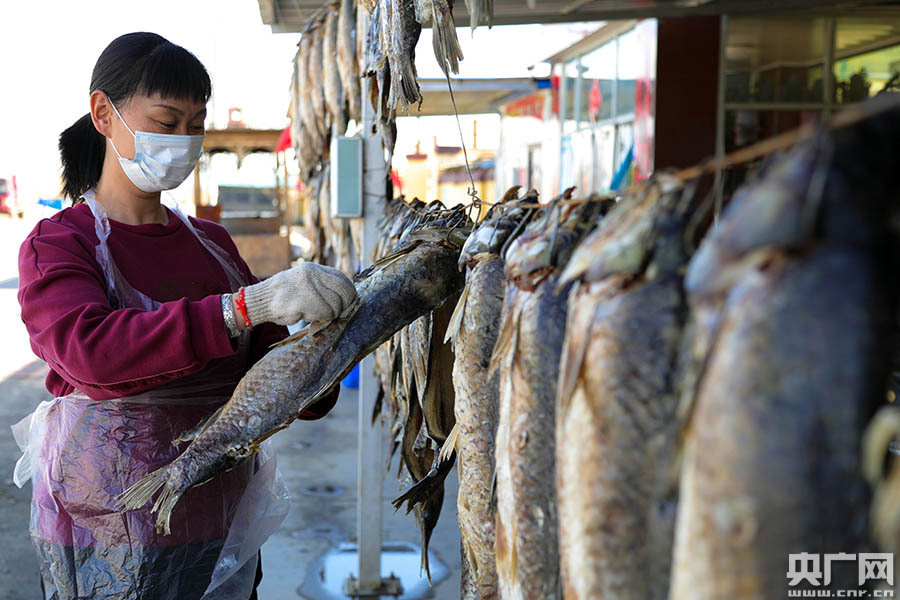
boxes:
[558,179,670,286]
[458,195,532,268]
[685,142,821,299]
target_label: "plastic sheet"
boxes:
[12,189,289,599]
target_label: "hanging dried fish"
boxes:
[555,178,690,600]
[670,102,900,598]
[337,0,362,124]
[322,6,344,133]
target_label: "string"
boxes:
[442,70,481,207]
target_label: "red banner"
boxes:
[503,92,547,120]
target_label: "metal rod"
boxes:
[713,14,728,221]
[824,16,836,118]
[356,6,386,591]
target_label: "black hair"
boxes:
[59,32,212,201]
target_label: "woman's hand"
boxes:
[236,263,358,328]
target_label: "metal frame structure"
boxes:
[264,1,900,596]
[713,9,900,210]
[257,0,893,32]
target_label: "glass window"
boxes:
[615,122,634,169]
[833,16,900,104]
[562,60,580,134]
[617,29,640,115]
[581,40,616,123]
[594,124,616,191]
[722,109,821,198]
[725,17,827,103]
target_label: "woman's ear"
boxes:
[89,90,113,138]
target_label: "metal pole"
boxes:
[713,14,728,221]
[824,17,836,119]
[356,7,386,593]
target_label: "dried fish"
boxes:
[388,0,422,112]
[337,0,362,124]
[491,192,593,600]
[118,226,468,534]
[322,7,344,133]
[310,18,330,143]
[555,176,689,600]
[465,0,493,30]
[445,190,531,600]
[671,102,900,598]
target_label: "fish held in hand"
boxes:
[117,231,467,534]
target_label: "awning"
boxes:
[257,0,892,33]
[411,78,549,116]
[202,128,284,167]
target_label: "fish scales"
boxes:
[494,282,565,600]
[322,8,343,132]
[671,100,900,598]
[389,0,422,112]
[450,191,531,600]
[672,248,889,597]
[297,36,325,154]
[119,234,466,533]
[310,19,330,143]
[556,274,684,599]
[453,257,504,600]
[337,0,361,124]
[492,204,591,600]
[553,179,689,600]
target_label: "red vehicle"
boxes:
[0,176,23,218]
[0,178,9,215]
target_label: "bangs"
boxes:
[137,42,211,104]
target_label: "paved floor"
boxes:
[0,210,461,599]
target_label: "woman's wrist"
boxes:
[233,287,253,330]
[221,293,242,337]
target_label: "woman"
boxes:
[14,32,357,599]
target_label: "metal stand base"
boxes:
[343,574,403,598]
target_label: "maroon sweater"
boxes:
[17,202,335,418]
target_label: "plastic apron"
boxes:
[12,189,289,600]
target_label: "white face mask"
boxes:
[107,99,205,193]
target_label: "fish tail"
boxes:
[392,473,432,514]
[117,467,168,512]
[444,283,469,348]
[401,60,422,106]
[466,0,477,29]
[151,484,185,536]
[418,513,433,584]
[438,423,458,463]
[432,9,463,75]
[488,308,518,376]
[118,466,188,536]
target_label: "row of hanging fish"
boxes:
[373,96,900,599]
[290,0,363,182]
[302,164,365,273]
[359,198,472,580]
[291,0,498,182]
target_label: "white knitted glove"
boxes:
[242,263,358,326]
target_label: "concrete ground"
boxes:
[0,210,461,599]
